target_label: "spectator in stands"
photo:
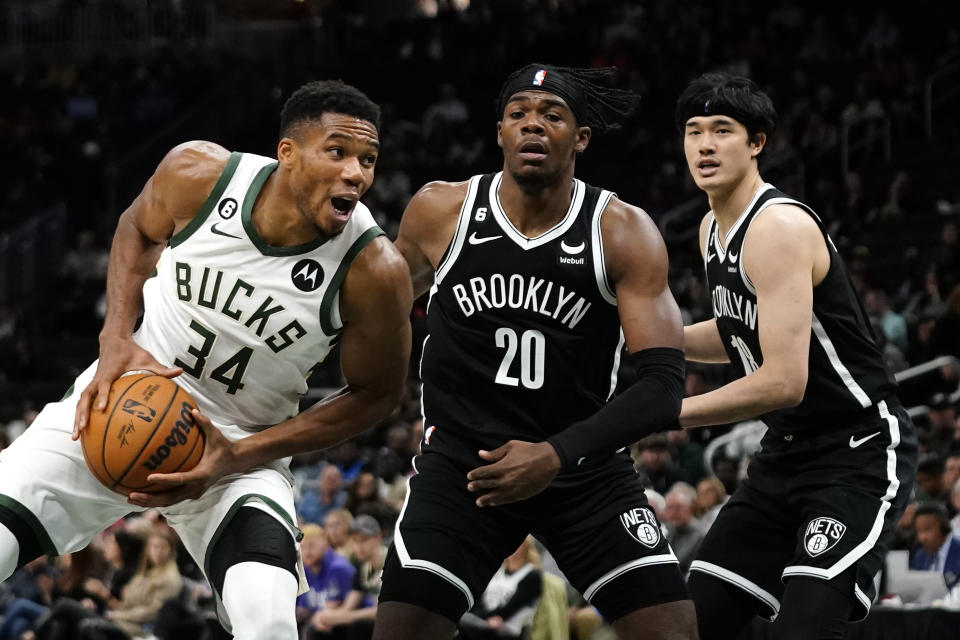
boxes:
[71,529,182,640]
[695,476,727,531]
[297,525,356,637]
[633,434,691,495]
[921,396,956,455]
[916,456,947,503]
[0,560,56,640]
[944,454,960,507]
[709,453,741,496]
[345,472,397,532]
[298,465,349,526]
[458,537,542,640]
[865,288,908,352]
[909,502,960,590]
[931,284,960,360]
[337,441,366,483]
[951,479,960,538]
[323,509,355,559]
[662,483,705,575]
[305,515,386,639]
[666,429,706,484]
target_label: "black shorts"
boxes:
[691,399,917,622]
[379,449,688,623]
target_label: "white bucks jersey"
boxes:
[135,151,383,430]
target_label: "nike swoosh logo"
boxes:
[561,240,586,255]
[468,232,502,245]
[728,251,739,263]
[211,223,241,239]
[849,431,881,448]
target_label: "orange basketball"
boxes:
[80,374,205,496]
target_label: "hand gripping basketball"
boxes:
[125,407,242,508]
[74,337,182,439]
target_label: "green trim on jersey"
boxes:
[0,494,58,557]
[60,382,75,401]
[318,226,385,335]
[241,162,330,256]
[169,151,242,248]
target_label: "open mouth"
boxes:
[697,158,720,176]
[518,140,547,161]
[331,196,357,217]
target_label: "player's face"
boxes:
[683,115,764,192]
[497,91,590,186]
[279,113,379,237]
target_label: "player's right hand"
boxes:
[72,337,182,440]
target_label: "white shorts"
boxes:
[0,362,307,629]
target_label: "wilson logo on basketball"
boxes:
[121,399,156,423]
[141,402,197,471]
[619,507,661,548]
[803,517,846,557]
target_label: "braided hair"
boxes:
[496,63,640,134]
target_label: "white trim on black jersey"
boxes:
[489,172,585,250]
[606,331,625,400]
[590,190,617,305]
[435,176,483,285]
[781,400,901,584]
[689,560,781,619]
[710,183,773,261]
[583,552,679,603]
[811,313,872,408]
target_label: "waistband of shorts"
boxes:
[763,395,904,441]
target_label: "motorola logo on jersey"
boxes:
[620,507,661,548]
[218,198,239,219]
[291,259,324,292]
[803,517,846,557]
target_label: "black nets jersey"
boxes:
[704,184,898,436]
[420,172,625,467]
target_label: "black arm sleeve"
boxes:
[547,347,684,470]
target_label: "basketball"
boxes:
[80,374,205,496]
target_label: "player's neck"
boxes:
[498,169,575,237]
[708,173,765,234]
[251,171,323,247]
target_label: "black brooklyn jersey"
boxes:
[705,184,897,435]
[421,172,624,465]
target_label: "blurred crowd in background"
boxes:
[3,0,960,638]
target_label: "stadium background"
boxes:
[2,1,960,638]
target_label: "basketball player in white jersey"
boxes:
[676,73,916,639]
[0,80,412,640]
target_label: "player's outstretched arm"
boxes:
[467,199,684,506]
[394,181,469,299]
[129,237,414,508]
[679,204,825,428]
[73,142,230,438]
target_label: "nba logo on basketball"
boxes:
[533,69,547,86]
[620,507,661,548]
[803,517,846,557]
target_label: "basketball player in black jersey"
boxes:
[374,65,698,640]
[676,73,917,639]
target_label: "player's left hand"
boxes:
[467,440,561,507]
[126,408,242,508]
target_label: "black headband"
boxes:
[497,66,589,126]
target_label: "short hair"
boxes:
[917,455,945,476]
[915,501,951,535]
[300,523,326,541]
[279,80,381,139]
[675,72,778,145]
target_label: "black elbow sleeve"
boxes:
[547,347,684,470]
